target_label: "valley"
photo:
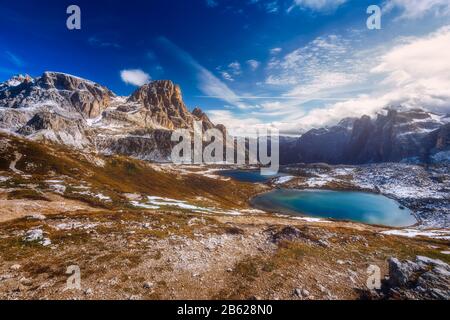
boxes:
[0,133,449,300]
[0,72,449,300]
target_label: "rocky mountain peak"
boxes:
[127,80,196,130]
[129,80,183,108]
[0,71,229,159]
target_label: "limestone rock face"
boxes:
[380,256,450,300]
[17,111,90,149]
[128,80,196,130]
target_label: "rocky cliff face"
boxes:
[0,72,225,161]
[281,109,450,165]
[128,80,196,130]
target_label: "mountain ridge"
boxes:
[0,72,225,161]
[1,72,449,165]
[280,108,450,165]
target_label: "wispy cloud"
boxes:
[213,25,450,135]
[276,25,450,131]
[220,71,234,82]
[120,69,151,86]
[207,109,266,136]
[205,0,218,8]
[383,0,450,19]
[288,0,347,13]
[158,37,245,108]
[270,47,282,55]
[228,61,242,75]
[5,51,24,67]
[265,34,360,90]
[247,59,261,71]
[265,1,280,13]
[88,36,121,49]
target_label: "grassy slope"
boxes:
[0,132,265,210]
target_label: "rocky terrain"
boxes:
[276,163,450,229]
[0,133,448,300]
[374,256,450,300]
[0,72,449,300]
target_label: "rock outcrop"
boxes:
[378,256,450,300]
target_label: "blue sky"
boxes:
[1,0,450,135]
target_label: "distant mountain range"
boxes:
[1,72,449,165]
[280,109,450,165]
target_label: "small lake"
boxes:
[251,189,417,227]
[219,170,286,183]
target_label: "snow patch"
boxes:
[23,229,51,246]
[52,222,98,231]
[130,201,159,210]
[48,183,66,194]
[381,229,450,240]
[273,176,295,185]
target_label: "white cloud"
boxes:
[270,47,282,55]
[228,61,242,75]
[285,72,361,97]
[288,0,347,12]
[247,59,261,71]
[369,25,450,113]
[120,69,151,86]
[284,26,450,130]
[220,71,234,82]
[266,34,356,88]
[383,0,450,19]
[216,25,450,135]
[208,110,264,136]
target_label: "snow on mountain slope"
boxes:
[0,72,226,160]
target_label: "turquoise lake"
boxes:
[251,189,417,227]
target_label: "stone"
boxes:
[26,214,47,221]
[20,277,33,286]
[271,226,304,243]
[143,282,153,289]
[10,264,21,271]
[294,288,302,297]
[380,256,450,300]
